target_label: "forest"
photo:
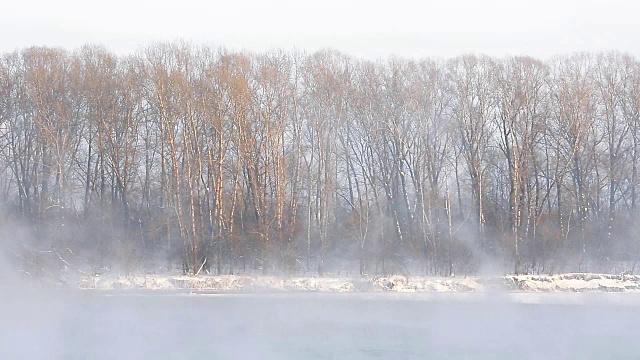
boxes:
[1,43,639,277]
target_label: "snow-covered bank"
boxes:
[76,273,640,293]
[504,273,640,292]
[79,274,357,292]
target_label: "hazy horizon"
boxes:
[3,0,640,59]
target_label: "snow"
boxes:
[75,272,640,293]
[370,275,484,292]
[504,273,640,292]
[81,274,357,292]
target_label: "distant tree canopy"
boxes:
[1,44,640,276]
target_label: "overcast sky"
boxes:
[2,0,639,59]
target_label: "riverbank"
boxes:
[76,273,640,293]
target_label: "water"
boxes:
[2,291,640,359]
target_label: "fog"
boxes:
[3,0,640,58]
[0,169,635,360]
[0,218,638,358]
[1,290,640,359]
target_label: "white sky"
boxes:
[2,0,639,59]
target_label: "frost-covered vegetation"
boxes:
[2,44,640,277]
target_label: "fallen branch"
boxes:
[195,257,207,276]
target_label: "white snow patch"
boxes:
[78,272,640,293]
[506,273,640,293]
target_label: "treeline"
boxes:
[1,44,640,276]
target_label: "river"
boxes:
[2,291,639,359]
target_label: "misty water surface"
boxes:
[1,291,639,359]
